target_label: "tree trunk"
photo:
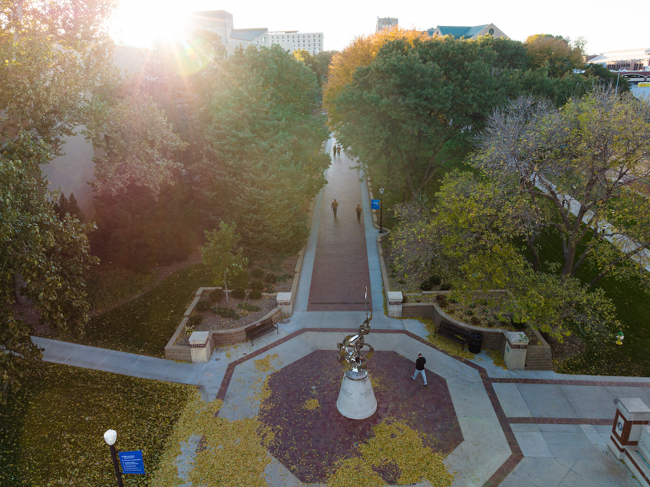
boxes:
[224,280,229,304]
[526,237,540,272]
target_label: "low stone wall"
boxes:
[525,329,553,370]
[403,300,507,351]
[165,317,193,361]
[402,303,436,318]
[164,285,284,361]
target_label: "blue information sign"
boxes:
[119,450,145,475]
[371,199,380,210]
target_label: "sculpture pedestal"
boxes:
[336,372,377,420]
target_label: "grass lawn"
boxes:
[44,264,213,357]
[525,231,650,377]
[0,362,192,486]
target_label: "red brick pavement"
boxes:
[257,350,462,484]
[308,145,371,311]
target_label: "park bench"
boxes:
[245,317,278,345]
[435,320,470,350]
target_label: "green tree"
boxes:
[390,172,619,338]
[332,36,510,200]
[200,45,329,258]
[0,0,184,397]
[201,222,248,304]
[1,133,97,400]
[473,89,650,286]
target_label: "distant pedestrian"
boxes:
[337,145,341,156]
[356,204,362,223]
[331,199,339,217]
[411,352,427,386]
[333,145,336,157]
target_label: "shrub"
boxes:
[264,273,277,283]
[230,270,250,291]
[251,268,264,278]
[436,294,448,307]
[276,273,291,283]
[248,289,262,300]
[465,309,474,316]
[398,279,406,285]
[238,302,261,312]
[448,297,458,304]
[250,280,264,290]
[231,288,245,299]
[188,314,202,326]
[213,306,239,320]
[401,295,408,303]
[208,289,223,303]
[420,280,433,291]
[429,275,442,286]
[440,283,451,291]
[470,316,481,326]
[264,284,275,293]
[195,300,211,312]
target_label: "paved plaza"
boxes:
[33,138,650,486]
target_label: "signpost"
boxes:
[118,451,145,475]
[371,199,380,210]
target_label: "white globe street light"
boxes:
[103,429,124,487]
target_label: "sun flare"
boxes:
[110,0,191,47]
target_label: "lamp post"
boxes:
[379,188,385,234]
[104,429,124,487]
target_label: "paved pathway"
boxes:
[307,138,372,311]
[30,136,650,486]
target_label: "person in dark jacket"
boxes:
[411,352,427,386]
[356,204,362,223]
[336,145,341,156]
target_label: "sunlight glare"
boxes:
[110,0,191,47]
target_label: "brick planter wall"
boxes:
[164,286,283,361]
[525,329,553,370]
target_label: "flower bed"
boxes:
[175,295,277,346]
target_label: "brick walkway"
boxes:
[307,140,371,311]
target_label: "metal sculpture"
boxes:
[337,287,374,380]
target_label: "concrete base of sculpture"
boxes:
[336,372,377,420]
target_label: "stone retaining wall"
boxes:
[525,329,553,370]
[164,285,283,361]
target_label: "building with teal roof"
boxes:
[426,23,509,40]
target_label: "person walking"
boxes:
[411,352,427,386]
[356,204,362,223]
[331,199,339,218]
[336,145,341,156]
[332,145,337,157]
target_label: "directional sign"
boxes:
[119,450,145,475]
[371,199,380,210]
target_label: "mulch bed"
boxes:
[174,296,277,346]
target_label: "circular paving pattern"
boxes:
[258,350,463,483]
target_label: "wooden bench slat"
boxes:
[436,321,470,350]
[245,317,278,345]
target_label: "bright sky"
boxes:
[110,0,647,55]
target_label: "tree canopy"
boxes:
[199,45,329,258]
[390,172,620,338]
[472,89,650,286]
[0,0,185,398]
[327,33,629,202]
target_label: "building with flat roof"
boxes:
[376,17,398,32]
[269,31,324,55]
[426,24,509,40]
[185,10,269,52]
[587,47,650,72]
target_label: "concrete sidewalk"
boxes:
[28,135,650,486]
